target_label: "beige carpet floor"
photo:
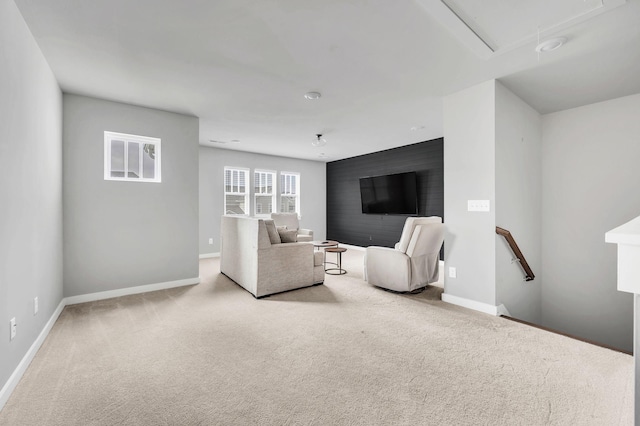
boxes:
[0,249,633,425]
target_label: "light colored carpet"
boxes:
[0,249,633,425]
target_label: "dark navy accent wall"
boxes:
[326,138,444,249]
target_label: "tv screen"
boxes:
[360,171,418,215]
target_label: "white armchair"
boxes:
[365,217,444,292]
[270,213,314,242]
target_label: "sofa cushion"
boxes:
[264,220,281,244]
[278,228,298,243]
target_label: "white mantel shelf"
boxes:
[606,215,640,294]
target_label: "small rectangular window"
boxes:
[254,170,276,216]
[104,131,161,182]
[224,167,250,215]
[280,172,300,214]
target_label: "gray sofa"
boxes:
[220,215,324,298]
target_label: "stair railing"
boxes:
[496,227,535,281]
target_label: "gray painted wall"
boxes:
[0,0,63,395]
[495,82,542,323]
[541,93,640,352]
[199,146,326,254]
[63,95,199,297]
[443,80,497,306]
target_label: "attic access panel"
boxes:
[420,0,627,58]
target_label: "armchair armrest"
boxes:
[297,228,314,242]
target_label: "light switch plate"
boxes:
[468,200,490,212]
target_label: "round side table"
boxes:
[324,247,347,275]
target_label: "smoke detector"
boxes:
[535,37,567,53]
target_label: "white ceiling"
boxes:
[14,0,640,162]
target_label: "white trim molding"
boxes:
[496,304,511,317]
[441,293,500,316]
[199,252,220,259]
[65,277,199,306]
[0,300,66,411]
[338,243,366,252]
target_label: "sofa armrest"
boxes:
[298,228,313,236]
[256,242,315,297]
[365,246,410,291]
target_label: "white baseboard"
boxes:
[496,304,511,317]
[199,252,220,259]
[441,293,500,316]
[65,277,200,306]
[338,243,366,251]
[0,275,201,411]
[0,299,66,411]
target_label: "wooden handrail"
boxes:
[496,227,535,281]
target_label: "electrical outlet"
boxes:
[369,236,372,240]
[208,238,213,245]
[34,297,38,315]
[10,318,16,341]
[448,267,457,278]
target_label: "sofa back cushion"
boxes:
[271,213,300,231]
[264,219,281,244]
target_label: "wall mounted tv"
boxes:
[359,171,418,215]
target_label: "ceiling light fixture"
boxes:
[535,37,566,53]
[410,125,426,131]
[304,91,322,100]
[312,134,327,147]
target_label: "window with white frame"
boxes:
[280,172,300,214]
[254,170,275,216]
[224,167,250,215]
[104,131,161,182]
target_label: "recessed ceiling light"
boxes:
[535,37,566,53]
[312,134,327,147]
[318,153,328,159]
[304,91,322,100]
[230,139,240,143]
[410,125,425,131]
[209,139,227,144]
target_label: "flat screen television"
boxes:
[360,171,418,215]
